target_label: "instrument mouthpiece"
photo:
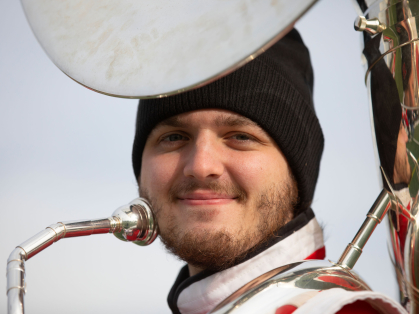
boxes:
[111,198,158,246]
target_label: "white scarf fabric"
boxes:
[177,217,324,314]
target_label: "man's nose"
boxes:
[183,135,224,180]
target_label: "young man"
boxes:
[132,30,406,314]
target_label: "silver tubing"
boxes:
[6,198,158,314]
[17,228,62,260]
[7,289,24,314]
[15,218,119,261]
[6,217,120,314]
[338,189,392,269]
[6,248,26,314]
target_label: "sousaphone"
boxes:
[7,0,416,313]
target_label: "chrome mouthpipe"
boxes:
[337,189,392,270]
[6,198,158,314]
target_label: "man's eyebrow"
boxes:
[153,113,259,131]
[155,116,186,128]
[214,115,259,127]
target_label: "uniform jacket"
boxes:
[167,208,406,314]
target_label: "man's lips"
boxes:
[177,192,236,205]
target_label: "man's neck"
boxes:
[188,264,203,276]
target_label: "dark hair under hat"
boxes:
[132,28,324,212]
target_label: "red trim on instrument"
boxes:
[336,300,381,314]
[304,246,325,260]
[275,305,297,314]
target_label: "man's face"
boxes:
[140,109,297,273]
[393,121,411,185]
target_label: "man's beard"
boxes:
[140,173,298,272]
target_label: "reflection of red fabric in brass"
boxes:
[304,246,326,260]
[275,305,297,314]
[402,111,408,128]
[272,245,385,314]
[392,227,403,266]
[336,300,381,314]
[398,202,410,255]
[125,229,140,241]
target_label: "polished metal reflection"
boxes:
[354,16,386,35]
[19,0,318,98]
[208,260,370,314]
[6,198,157,314]
[354,0,419,312]
[112,198,158,246]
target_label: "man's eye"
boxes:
[162,134,188,142]
[231,134,252,141]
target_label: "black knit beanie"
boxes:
[132,28,324,212]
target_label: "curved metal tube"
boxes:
[7,248,26,314]
[338,189,392,269]
[6,198,157,314]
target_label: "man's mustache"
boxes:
[168,180,247,204]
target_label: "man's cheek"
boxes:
[228,158,269,191]
[143,156,178,191]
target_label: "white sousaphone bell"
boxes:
[20,0,316,98]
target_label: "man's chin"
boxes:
[159,228,253,272]
[181,207,223,223]
[174,203,241,225]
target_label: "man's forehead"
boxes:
[153,109,260,130]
